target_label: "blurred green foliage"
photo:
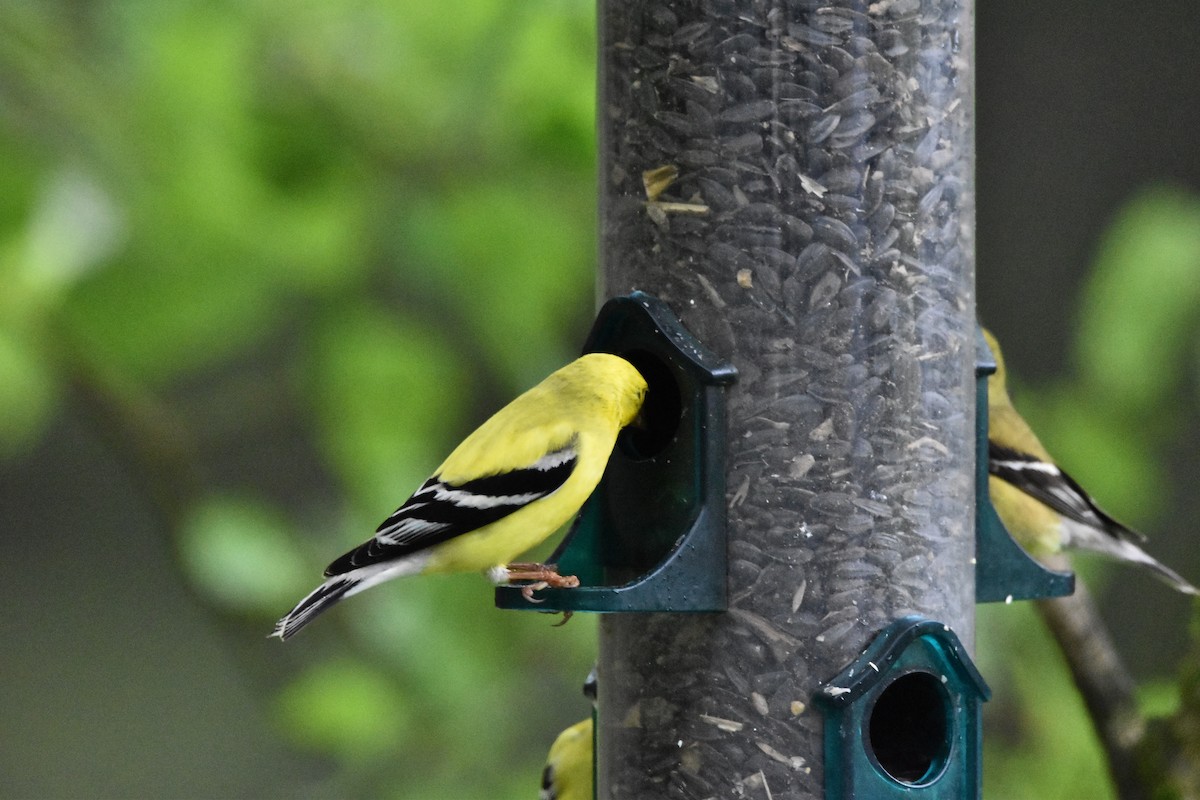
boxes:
[1,1,599,798]
[982,186,1200,799]
[180,495,310,614]
[978,602,1113,799]
[3,1,1199,798]
[1003,187,1200,532]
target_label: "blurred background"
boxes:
[1,2,1198,798]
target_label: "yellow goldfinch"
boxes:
[541,670,596,800]
[984,328,1197,594]
[272,354,648,639]
[541,719,592,800]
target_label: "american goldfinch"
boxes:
[540,719,592,800]
[984,328,1197,594]
[541,669,597,800]
[272,354,648,640]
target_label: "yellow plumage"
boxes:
[984,329,1061,556]
[423,356,644,573]
[983,328,1196,593]
[540,717,593,800]
[272,353,648,639]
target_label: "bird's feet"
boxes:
[503,562,580,602]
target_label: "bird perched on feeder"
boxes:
[541,668,597,800]
[983,328,1197,595]
[272,354,648,640]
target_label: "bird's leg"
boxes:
[504,562,581,587]
[503,562,580,602]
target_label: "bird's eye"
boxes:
[617,348,681,460]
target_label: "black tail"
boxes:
[271,577,358,640]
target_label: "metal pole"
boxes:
[596,0,976,797]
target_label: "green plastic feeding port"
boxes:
[494,291,737,613]
[973,327,1074,603]
[817,616,990,800]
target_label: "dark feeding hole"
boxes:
[617,349,681,460]
[867,671,951,786]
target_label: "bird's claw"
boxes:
[505,562,580,603]
[521,581,549,602]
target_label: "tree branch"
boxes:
[1034,556,1149,800]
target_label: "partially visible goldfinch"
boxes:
[983,328,1197,594]
[272,354,648,639]
[541,719,593,800]
[541,669,597,800]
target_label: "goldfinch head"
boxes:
[567,353,648,428]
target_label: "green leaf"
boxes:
[307,306,470,515]
[20,167,124,299]
[491,6,597,167]
[179,495,310,613]
[1077,186,1200,410]
[1138,679,1181,719]
[274,658,409,760]
[399,180,593,383]
[0,325,57,457]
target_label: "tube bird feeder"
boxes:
[594,0,978,797]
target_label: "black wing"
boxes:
[988,442,1145,543]
[324,441,578,576]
